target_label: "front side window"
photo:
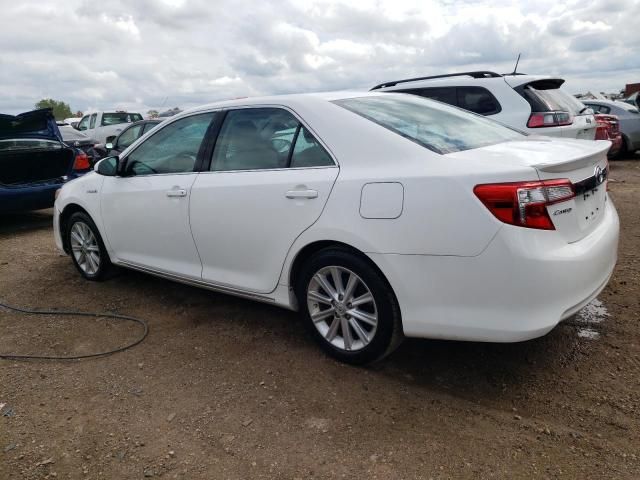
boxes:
[77,116,90,131]
[211,108,333,171]
[116,124,143,150]
[143,122,160,134]
[334,94,524,154]
[124,113,214,176]
[89,114,97,129]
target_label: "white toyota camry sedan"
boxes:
[54,92,619,364]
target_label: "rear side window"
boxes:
[456,87,501,115]
[395,86,500,116]
[398,87,457,106]
[334,95,523,154]
[211,108,334,171]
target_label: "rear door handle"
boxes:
[286,189,318,199]
[166,188,187,198]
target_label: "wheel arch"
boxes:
[59,203,92,254]
[287,240,399,309]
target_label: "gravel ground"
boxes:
[1,154,639,479]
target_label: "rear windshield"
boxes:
[525,86,586,115]
[101,113,143,126]
[333,95,523,154]
[616,102,639,114]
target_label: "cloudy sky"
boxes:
[1,0,638,115]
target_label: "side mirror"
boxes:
[105,142,114,150]
[94,156,118,176]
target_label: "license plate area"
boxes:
[577,186,606,227]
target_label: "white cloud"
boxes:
[0,0,638,114]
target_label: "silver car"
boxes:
[582,99,640,158]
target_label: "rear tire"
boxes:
[611,137,628,160]
[66,212,114,281]
[295,247,403,365]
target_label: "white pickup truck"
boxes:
[76,111,143,144]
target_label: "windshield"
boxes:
[333,95,524,154]
[101,112,143,126]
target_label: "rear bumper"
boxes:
[0,182,63,213]
[369,197,619,342]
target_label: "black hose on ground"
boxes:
[0,301,148,360]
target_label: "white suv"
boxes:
[371,71,596,140]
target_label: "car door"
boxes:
[100,112,217,278]
[189,107,339,293]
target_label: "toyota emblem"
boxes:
[594,165,605,185]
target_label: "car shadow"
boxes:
[108,267,583,404]
[0,209,53,235]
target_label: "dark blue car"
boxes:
[0,108,90,213]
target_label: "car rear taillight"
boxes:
[73,152,90,171]
[527,111,573,128]
[474,179,575,230]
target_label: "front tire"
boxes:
[66,212,113,281]
[296,248,403,365]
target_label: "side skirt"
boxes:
[117,260,288,308]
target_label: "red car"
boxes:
[594,113,622,158]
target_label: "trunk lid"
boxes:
[0,109,75,186]
[452,137,610,242]
[0,108,63,142]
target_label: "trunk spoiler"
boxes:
[532,141,610,173]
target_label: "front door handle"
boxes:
[286,189,318,199]
[166,188,187,198]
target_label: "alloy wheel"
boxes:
[306,266,378,352]
[70,221,101,275]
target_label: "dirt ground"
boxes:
[1,154,639,480]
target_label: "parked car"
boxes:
[99,119,163,156]
[1,108,91,213]
[76,111,143,145]
[63,117,82,128]
[371,71,597,139]
[581,99,640,158]
[593,113,622,158]
[622,92,639,109]
[58,125,102,166]
[54,92,618,364]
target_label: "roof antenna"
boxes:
[510,53,521,75]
